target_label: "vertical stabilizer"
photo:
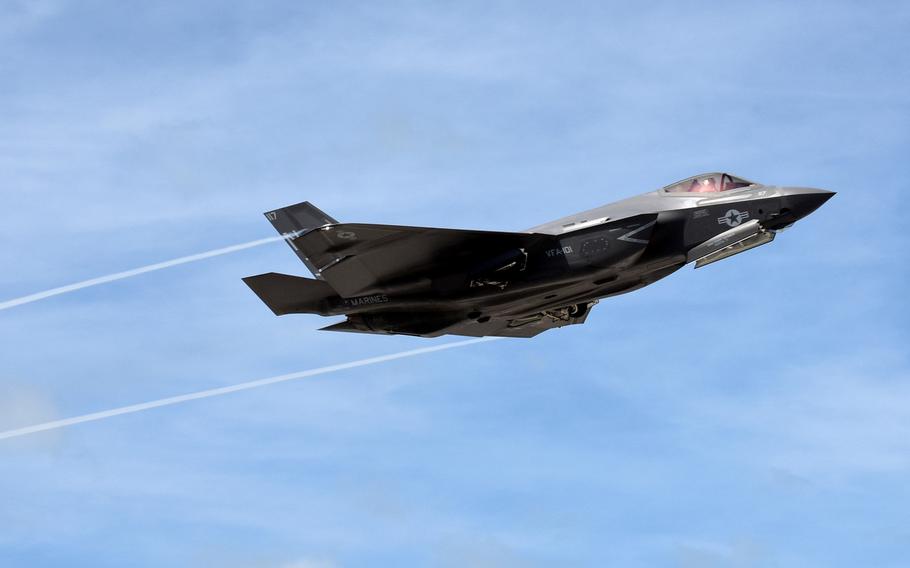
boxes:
[264,201,338,278]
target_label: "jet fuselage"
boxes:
[244,173,834,337]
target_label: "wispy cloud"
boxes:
[1,1,907,567]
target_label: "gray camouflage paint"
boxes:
[244,174,834,338]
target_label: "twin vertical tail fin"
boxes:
[243,202,342,316]
[264,201,338,278]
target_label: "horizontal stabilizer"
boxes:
[243,272,338,316]
[319,321,375,334]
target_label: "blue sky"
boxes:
[1,1,908,566]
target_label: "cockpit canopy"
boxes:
[663,173,756,194]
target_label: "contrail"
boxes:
[0,235,290,312]
[0,337,500,441]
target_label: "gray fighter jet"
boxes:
[244,173,833,337]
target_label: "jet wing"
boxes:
[289,223,551,297]
[436,308,594,338]
[321,303,594,338]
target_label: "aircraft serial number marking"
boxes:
[545,246,574,257]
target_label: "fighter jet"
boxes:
[243,173,833,337]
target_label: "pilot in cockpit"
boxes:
[691,177,718,193]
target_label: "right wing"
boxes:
[320,303,595,338]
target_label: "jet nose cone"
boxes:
[781,187,836,221]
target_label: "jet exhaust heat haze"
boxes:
[245,173,834,338]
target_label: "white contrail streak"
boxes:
[0,337,500,441]
[0,235,289,312]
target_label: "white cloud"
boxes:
[0,383,63,451]
[0,2,907,566]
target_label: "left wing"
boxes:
[293,223,551,297]
[265,203,551,297]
